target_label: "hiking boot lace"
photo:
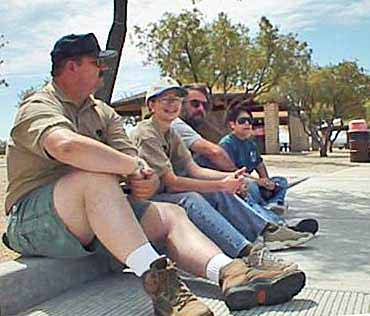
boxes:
[258,247,279,266]
[244,245,288,269]
[174,282,197,310]
[167,262,197,311]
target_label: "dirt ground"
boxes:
[0,149,359,263]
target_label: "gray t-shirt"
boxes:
[171,118,202,150]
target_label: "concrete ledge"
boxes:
[0,255,117,315]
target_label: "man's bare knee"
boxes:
[140,202,187,244]
[54,170,123,244]
[153,203,187,232]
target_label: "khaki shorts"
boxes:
[6,183,152,259]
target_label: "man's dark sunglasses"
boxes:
[189,99,209,109]
[236,117,253,125]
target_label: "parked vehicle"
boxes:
[332,131,348,149]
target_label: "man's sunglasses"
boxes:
[236,117,253,125]
[188,99,209,110]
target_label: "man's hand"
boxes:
[127,167,159,200]
[233,167,247,179]
[220,167,246,194]
[257,177,275,191]
[236,180,249,198]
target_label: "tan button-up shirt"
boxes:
[5,81,137,214]
[130,117,193,194]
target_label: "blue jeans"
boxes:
[195,155,287,215]
[151,191,269,257]
[247,176,287,206]
[242,195,285,225]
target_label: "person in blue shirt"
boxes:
[173,84,318,235]
[220,104,288,214]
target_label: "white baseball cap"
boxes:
[145,77,187,104]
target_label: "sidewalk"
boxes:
[1,153,370,315]
[282,165,370,293]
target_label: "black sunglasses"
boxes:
[236,117,253,125]
[188,99,209,109]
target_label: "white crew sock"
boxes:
[126,242,162,277]
[206,254,233,284]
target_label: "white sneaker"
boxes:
[263,225,314,251]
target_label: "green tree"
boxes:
[103,2,213,118]
[96,0,244,104]
[135,10,252,94]
[365,100,370,125]
[271,61,370,156]
[240,17,311,99]
[0,34,9,88]
[134,12,311,103]
[207,13,249,96]
[134,9,211,85]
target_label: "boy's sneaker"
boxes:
[289,218,319,235]
[267,202,288,215]
[263,225,314,251]
[142,257,213,316]
[245,243,299,272]
[219,258,305,310]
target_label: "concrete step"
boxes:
[13,272,370,316]
[0,254,122,315]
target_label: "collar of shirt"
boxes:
[47,80,97,111]
[150,116,171,139]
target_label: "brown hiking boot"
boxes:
[219,259,305,311]
[142,257,214,316]
[244,243,299,272]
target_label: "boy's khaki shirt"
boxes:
[130,117,192,194]
[5,81,137,214]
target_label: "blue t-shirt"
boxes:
[218,133,263,173]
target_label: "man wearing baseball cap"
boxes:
[4,33,223,316]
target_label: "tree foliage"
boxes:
[240,17,311,99]
[0,34,9,88]
[134,12,311,100]
[135,9,211,85]
[269,61,370,156]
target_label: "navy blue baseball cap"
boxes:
[50,33,117,64]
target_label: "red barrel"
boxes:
[348,119,369,162]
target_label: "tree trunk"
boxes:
[319,128,331,157]
[319,144,328,157]
[95,0,128,104]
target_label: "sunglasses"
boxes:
[188,99,209,110]
[236,117,253,125]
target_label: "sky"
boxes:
[1,0,370,139]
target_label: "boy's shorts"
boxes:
[6,182,152,259]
